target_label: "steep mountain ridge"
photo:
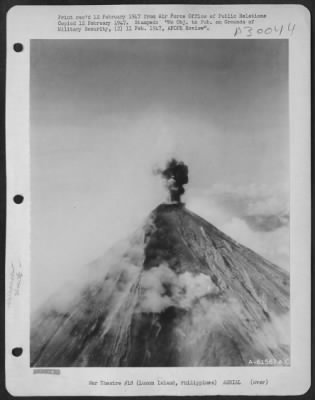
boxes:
[31,204,290,367]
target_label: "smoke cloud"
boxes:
[155,158,189,203]
[139,263,218,313]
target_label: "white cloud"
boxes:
[186,196,229,226]
[221,217,289,269]
[209,182,289,216]
[187,183,290,270]
[139,264,218,313]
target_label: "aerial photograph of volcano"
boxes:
[30,39,290,367]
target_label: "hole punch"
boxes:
[13,195,24,204]
[12,347,23,357]
[13,43,23,52]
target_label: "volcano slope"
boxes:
[31,203,290,367]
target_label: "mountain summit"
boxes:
[31,203,290,367]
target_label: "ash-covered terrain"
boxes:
[31,202,290,367]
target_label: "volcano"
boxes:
[31,203,290,367]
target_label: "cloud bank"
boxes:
[187,183,289,270]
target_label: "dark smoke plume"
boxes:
[156,158,189,203]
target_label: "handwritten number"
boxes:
[274,25,283,36]
[245,26,252,37]
[234,23,295,38]
[288,23,296,35]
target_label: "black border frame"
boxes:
[0,0,313,399]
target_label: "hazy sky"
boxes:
[31,39,289,310]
